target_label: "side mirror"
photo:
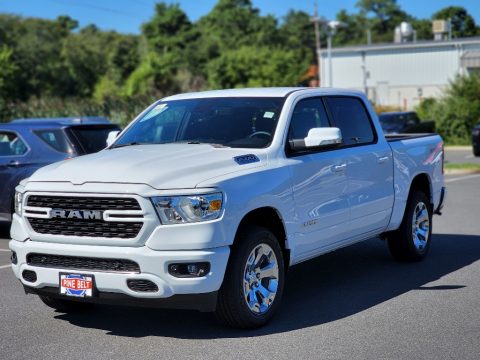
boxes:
[106,130,120,147]
[289,127,342,152]
[305,127,342,148]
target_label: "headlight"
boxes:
[151,193,223,224]
[14,191,23,216]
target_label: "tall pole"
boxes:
[327,34,332,87]
[312,3,322,87]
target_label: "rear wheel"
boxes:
[215,226,285,329]
[473,145,480,157]
[388,191,432,262]
[39,295,95,312]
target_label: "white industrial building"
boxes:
[320,37,480,109]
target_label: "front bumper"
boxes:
[9,239,230,310]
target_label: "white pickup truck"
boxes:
[9,88,446,328]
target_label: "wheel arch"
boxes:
[409,173,433,207]
[234,207,290,269]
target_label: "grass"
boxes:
[445,162,480,171]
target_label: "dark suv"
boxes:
[473,124,480,157]
[0,117,119,222]
[378,111,435,134]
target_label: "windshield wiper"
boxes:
[184,141,230,148]
[110,142,146,149]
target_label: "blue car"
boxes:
[0,117,120,222]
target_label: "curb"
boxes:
[444,169,480,175]
[444,146,472,151]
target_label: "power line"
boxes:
[45,0,145,19]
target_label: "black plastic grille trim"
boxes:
[27,253,141,273]
[127,279,159,292]
[22,270,37,282]
[26,195,141,211]
[27,218,143,238]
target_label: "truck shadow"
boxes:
[55,233,480,338]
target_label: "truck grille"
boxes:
[27,218,143,238]
[27,195,141,211]
[25,195,144,238]
[27,253,140,273]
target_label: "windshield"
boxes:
[114,97,284,149]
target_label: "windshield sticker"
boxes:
[263,111,275,119]
[141,104,168,122]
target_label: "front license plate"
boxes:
[59,273,94,298]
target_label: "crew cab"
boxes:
[9,88,446,328]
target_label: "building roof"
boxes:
[324,36,480,55]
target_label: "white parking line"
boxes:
[0,264,11,269]
[465,155,474,159]
[0,249,11,252]
[446,174,480,183]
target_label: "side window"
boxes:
[324,97,376,146]
[34,129,73,154]
[0,131,28,156]
[288,98,330,140]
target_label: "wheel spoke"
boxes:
[258,261,277,279]
[243,243,280,315]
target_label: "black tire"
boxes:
[388,191,432,262]
[473,146,480,157]
[215,226,285,329]
[39,295,95,312]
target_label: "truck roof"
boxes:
[162,87,364,101]
[5,116,111,127]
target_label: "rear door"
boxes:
[324,96,394,239]
[0,130,32,219]
[286,98,350,258]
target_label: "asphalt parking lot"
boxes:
[445,146,480,164]
[0,173,479,360]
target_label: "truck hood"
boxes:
[29,144,267,189]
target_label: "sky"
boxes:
[0,0,478,34]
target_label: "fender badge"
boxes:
[233,154,260,165]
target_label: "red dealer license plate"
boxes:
[59,273,94,297]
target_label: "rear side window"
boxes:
[288,98,330,140]
[0,131,28,156]
[325,97,376,146]
[34,129,73,154]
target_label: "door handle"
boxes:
[377,156,389,164]
[6,161,20,167]
[334,163,347,172]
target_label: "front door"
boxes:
[286,98,350,260]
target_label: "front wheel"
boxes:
[388,191,432,262]
[215,226,285,329]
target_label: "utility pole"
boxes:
[311,3,322,87]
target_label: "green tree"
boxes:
[207,46,308,89]
[356,0,412,42]
[0,46,19,100]
[280,10,316,61]
[418,74,480,144]
[432,6,478,38]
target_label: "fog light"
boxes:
[11,251,17,265]
[168,262,210,278]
